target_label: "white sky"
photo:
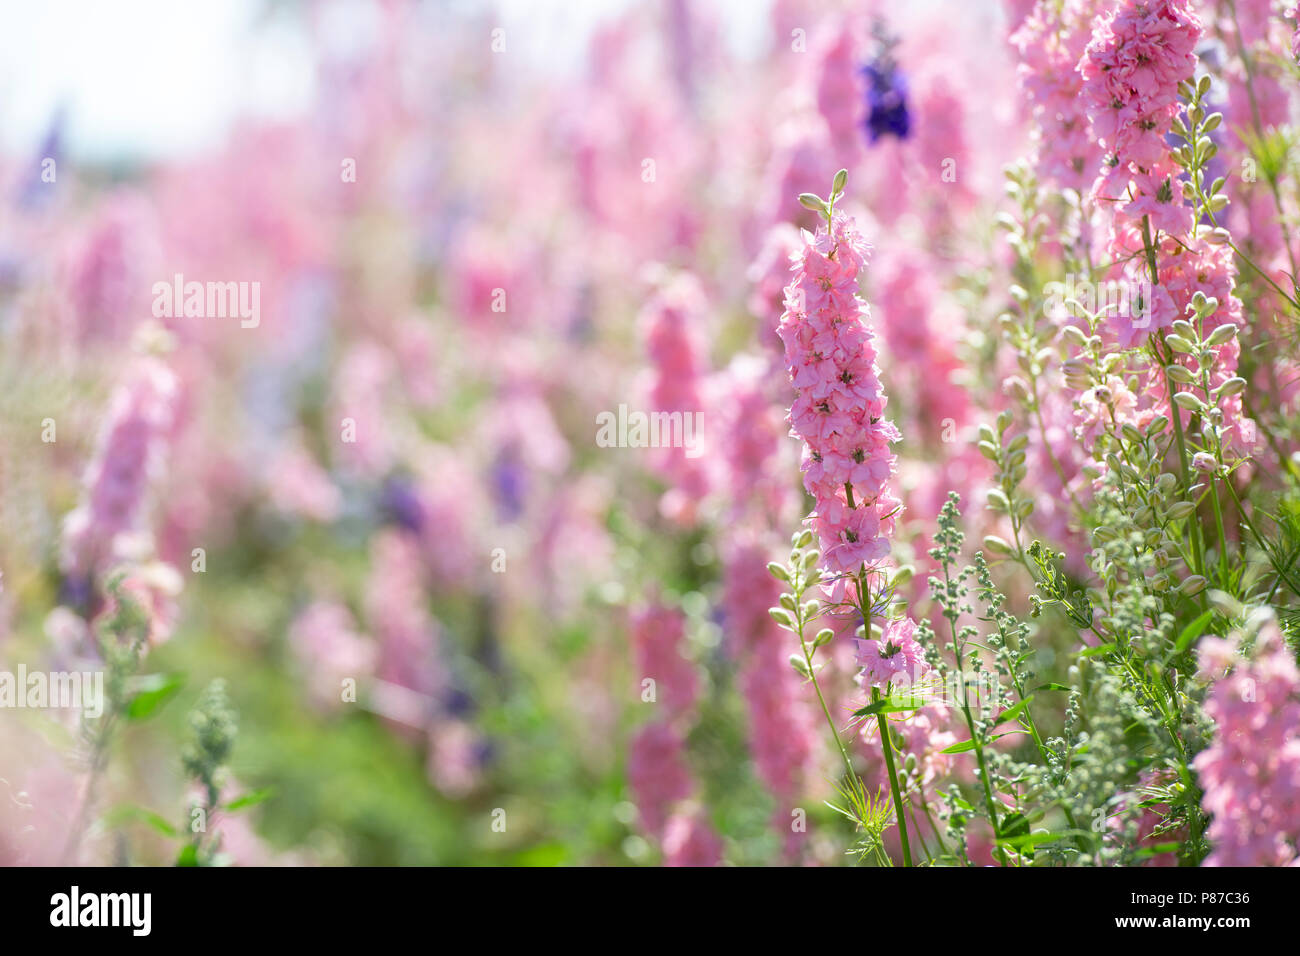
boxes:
[0,0,773,163]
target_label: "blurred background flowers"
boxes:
[2,0,1297,867]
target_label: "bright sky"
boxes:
[0,0,773,163]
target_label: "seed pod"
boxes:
[767,562,791,582]
[890,565,914,588]
[1214,377,1246,398]
[983,535,1013,555]
[1061,325,1088,347]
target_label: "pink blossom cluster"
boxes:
[631,602,699,720]
[642,273,712,524]
[778,211,901,592]
[627,601,721,864]
[366,531,442,706]
[661,810,725,866]
[816,24,863,162]
[1073,375,1141,455]
[1010,0,1101,194]
[723,543,818,818]
[626,721,693,835]
[854,616,925,689]
[288,601,377,711]
[1080,0,1202,234]
[1193,621,1300,866]
[1154,239,1252,457]
[61,358,178,582]
[716,356,798,528]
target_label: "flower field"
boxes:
[2,0,1299,871]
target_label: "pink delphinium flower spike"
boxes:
[778,194,902,601]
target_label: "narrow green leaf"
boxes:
[1175,609,1215,654]
[224,787,275,812]
[992,695,1034,727]
[125,673,186,720]
[1078,642,1117,659]
[102,804,179,838]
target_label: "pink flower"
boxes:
[288,601,376,710]
[816,24,863,161]
[627,722,694,838]
[1011,0,1102,193]
[1073,375,1139,455]
[778,210,902,595]
[61,359,178,581]
[366,531,441,704]
[1193,620,1300,866]
[631,602,699,720]
[855,616,925,688]
[1079,0,1202,258]
[641,272,713,522]
[723,541,818,811]
[662,811,723,866]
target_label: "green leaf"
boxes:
[1175,609,1215,654]
[939,739,977,754]
[1078,642,1117,659]
[125,673,186,720]
[102,804,179,838]
[998,811,1030,840]
[1033,682,1070,692]
[992,695,1034,727]
[996,830,1084,851]
[942,729,1026,754]
[224,787,275,812]
[850,690,927,719]
[175,844,200,867]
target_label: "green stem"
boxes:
[941,564,1009,866]
[872,685,913,868]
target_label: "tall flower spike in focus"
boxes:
[781,171,901,604]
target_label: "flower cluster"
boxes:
[642,273,712,523]
[61,358,178,587]
[778,208,901,593]
[1193,620,1300,866]
[854,616,924,689]
[627,601,721,865]
[1079,0,1202,254]
[723,540,818,853]
[1010,0,1100,194]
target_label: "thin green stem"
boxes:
[872,685,913,868]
